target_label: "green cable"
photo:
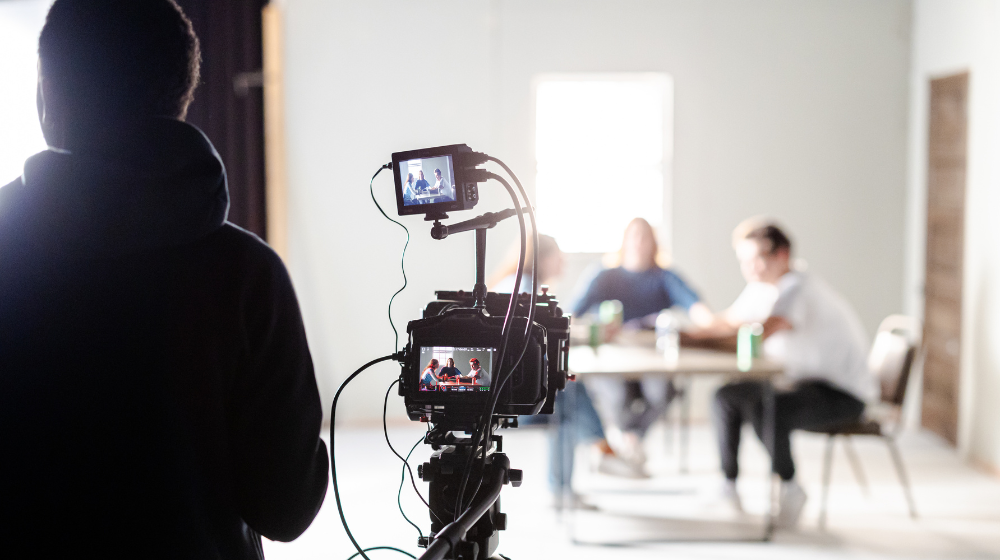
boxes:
[397,435,426,539]
[346,546,416,560]
[369,163,410,353]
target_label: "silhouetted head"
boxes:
[37,0,201,148]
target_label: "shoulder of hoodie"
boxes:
[191,222,290,280]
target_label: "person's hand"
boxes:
[763,315,792,337]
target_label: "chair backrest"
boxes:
[868,315,920,406]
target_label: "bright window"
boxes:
[0,1,49,185]
[534,74,672,254]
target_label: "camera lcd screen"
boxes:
[418,346,494,392]
[398,156,457,207]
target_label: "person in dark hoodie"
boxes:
[0,1,328,558]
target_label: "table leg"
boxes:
[762,379,776,541]
[679,375,691,475]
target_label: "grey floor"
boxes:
[263,422,1000,560]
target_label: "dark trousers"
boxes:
[713,379,864,481]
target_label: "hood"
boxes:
[0,118,229,260]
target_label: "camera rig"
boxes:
[333,144,571,560]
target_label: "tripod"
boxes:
[416,420,521,560]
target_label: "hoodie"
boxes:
[0,118,328,558]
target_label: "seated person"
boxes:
[438,358,462,380]
[433,168,451,199]
[572,217,713,471]
[414,170,430,194]
[402,172,417,205]
[687,218,875,527]
[467,358,490,386]
[491,233,644,508]
[420,359,441,389]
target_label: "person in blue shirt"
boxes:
[491,233,644,508]
[438,358,462,380]
[572,218,714,471]
[414,170,430,194]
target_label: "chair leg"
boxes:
[885,436,918,519]
[679,377,690,474]
[841,436,870,496]
[819,434,835,530]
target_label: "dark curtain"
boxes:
[175,0,268,238]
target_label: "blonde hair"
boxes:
[603,217,671,269]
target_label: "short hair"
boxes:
[39,0,201,123]
[469,358,480,367]
[434,169,442,175]
[733,217,792,255]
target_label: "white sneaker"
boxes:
[611,431,647,470]
[775,479,807,528]
[594,452,649,479]
[720,479,744,513]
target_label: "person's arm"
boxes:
[661,269,716,329]
[230,246,328,542]
[570,269,606,318]
[682,315,791,351]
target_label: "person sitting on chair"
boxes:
[572,217,714,473]
[686,218,876,527]
[467,358,490,387]
[420,359,441,389]
[433,168,451,199]
[438,358,462,380]
[414,170,430,195]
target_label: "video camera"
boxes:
[388,144,571,559]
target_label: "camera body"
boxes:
[393,144,481,217]
[400,291,570,427]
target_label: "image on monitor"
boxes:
[399,155,456,207]
[418,346,494,392]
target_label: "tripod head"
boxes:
[415,419,521,560]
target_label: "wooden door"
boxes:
[921,72,968,445]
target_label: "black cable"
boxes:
[346,547,416,560]
[452,175,527,519]
[370,163,411,353]
[382,379,443,526]
[461,170,539,511]
[331,354,400,560]
[460,171,538,503]
[398,435,427,537]
[453,172,530,519]
[382,380,425,537]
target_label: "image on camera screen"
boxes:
[399,155,456,207]
[418,346,494,392]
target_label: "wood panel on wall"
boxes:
[921,72,968,445]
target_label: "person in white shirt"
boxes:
[687,218,874,527]
[433,168,452,200]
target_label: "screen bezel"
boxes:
[392,144,471,216]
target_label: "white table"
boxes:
[564,340,784,541]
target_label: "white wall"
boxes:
[282,0,912,423]
[906,0,1000,469]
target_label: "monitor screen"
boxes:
[398,155,456,207]
[418,346,494,392]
